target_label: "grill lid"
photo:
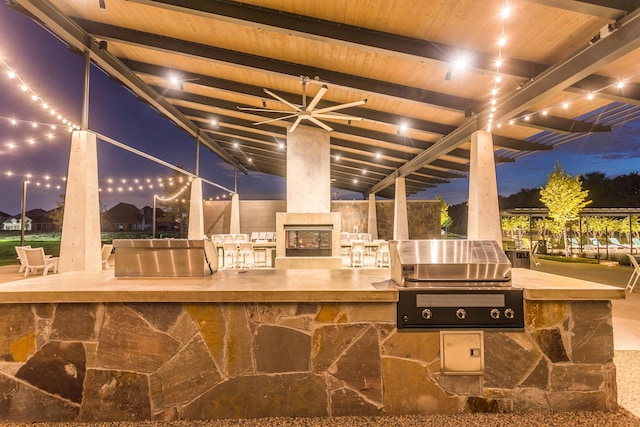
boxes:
[390,240,512,287]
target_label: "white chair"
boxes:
[14,245,31,273]
[375,241,390,268]
[101,244,113,269]
[222,242,239,269]
[238,242,254,269]
[627,254,640,293]
[22,247,59,277]
[350,240,365,268]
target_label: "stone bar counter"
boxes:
[0,268,624,422]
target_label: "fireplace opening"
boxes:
[285,225,332,257]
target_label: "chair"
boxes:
[627,254,640,292]
[375,241,390,268]
[569,238,581,250]
[222,242,239,269]
[350,240,365,268]
[22,247,59,277]
[101,244,113,269]
[609,237,630,250]
[14,245,31,273]
[588,238,602,249]
[238,242,254,269]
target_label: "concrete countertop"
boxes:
[0,269,395,304]
[0,267,624,304]
[512,268,625,300]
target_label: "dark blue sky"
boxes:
[1,3,638,215]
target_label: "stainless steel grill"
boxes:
[390,240,524,330]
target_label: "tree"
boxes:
[48,193,65,229]
[436,195,453,233]
[540,163,591,256]
[157,171,191,238]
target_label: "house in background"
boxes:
[26,208,60,232]
[102,202,145,232]
[2,215,31,231]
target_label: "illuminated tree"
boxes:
[540,163,591,256]
[436,195,453,233]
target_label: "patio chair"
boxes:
[627,254,640,293]
[22,247,59,277]
[588,238,603,249]
[609,237,630,250]
[101,244,113,269]
[569,238,581,250]
[14,245,31,273]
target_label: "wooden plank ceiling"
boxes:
[10,0,640,199]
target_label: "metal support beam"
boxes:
[11,0,246,173]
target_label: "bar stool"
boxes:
[238,242,254,269]
[350,240,365,268]
[376,241,390,268]
[222,242,239,269]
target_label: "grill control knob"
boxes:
[421,309,432,320]
[490,308,500,319]
[456,309,466,320]
[504,308,515,319]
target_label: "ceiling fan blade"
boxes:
[288,116,304,133]
[313,99,367,115]
[238,107,296,113]
[305,85,327,112]
[312,114,363,121]
[254,113,299,126]
[264,88,302,112]
[307,116,333,132]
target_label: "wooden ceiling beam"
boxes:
[76,19,475,113]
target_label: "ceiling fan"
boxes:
[238,76,367,133]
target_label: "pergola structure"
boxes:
[8,0,640,199]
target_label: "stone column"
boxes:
[230,193,240,234]
[467,130,502,244]
[188,177,205,239]
[393,177,409,240]
[58,131,102,272]
[368,193,378,240]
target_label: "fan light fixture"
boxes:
[238,76,367,133]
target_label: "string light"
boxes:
[487,0,510,131]
[1,58,80,130]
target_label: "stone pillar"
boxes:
[368,193,378,240]
[58,131,102,272]
[287,126,331,213]
[188,178,205,239]
[230,193,240,234]
[393,177,409,240]
[468,130,502,244]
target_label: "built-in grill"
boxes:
[390,240,524,330]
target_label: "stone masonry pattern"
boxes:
[0,299,616,422]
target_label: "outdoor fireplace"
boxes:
[275,212,342,269]
[285,226,332,257]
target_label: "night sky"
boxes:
[1,3,639,216]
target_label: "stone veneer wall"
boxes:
[0,299,615,422]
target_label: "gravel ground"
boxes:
[1,351,638,427]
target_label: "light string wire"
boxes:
[1,58,80,131]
